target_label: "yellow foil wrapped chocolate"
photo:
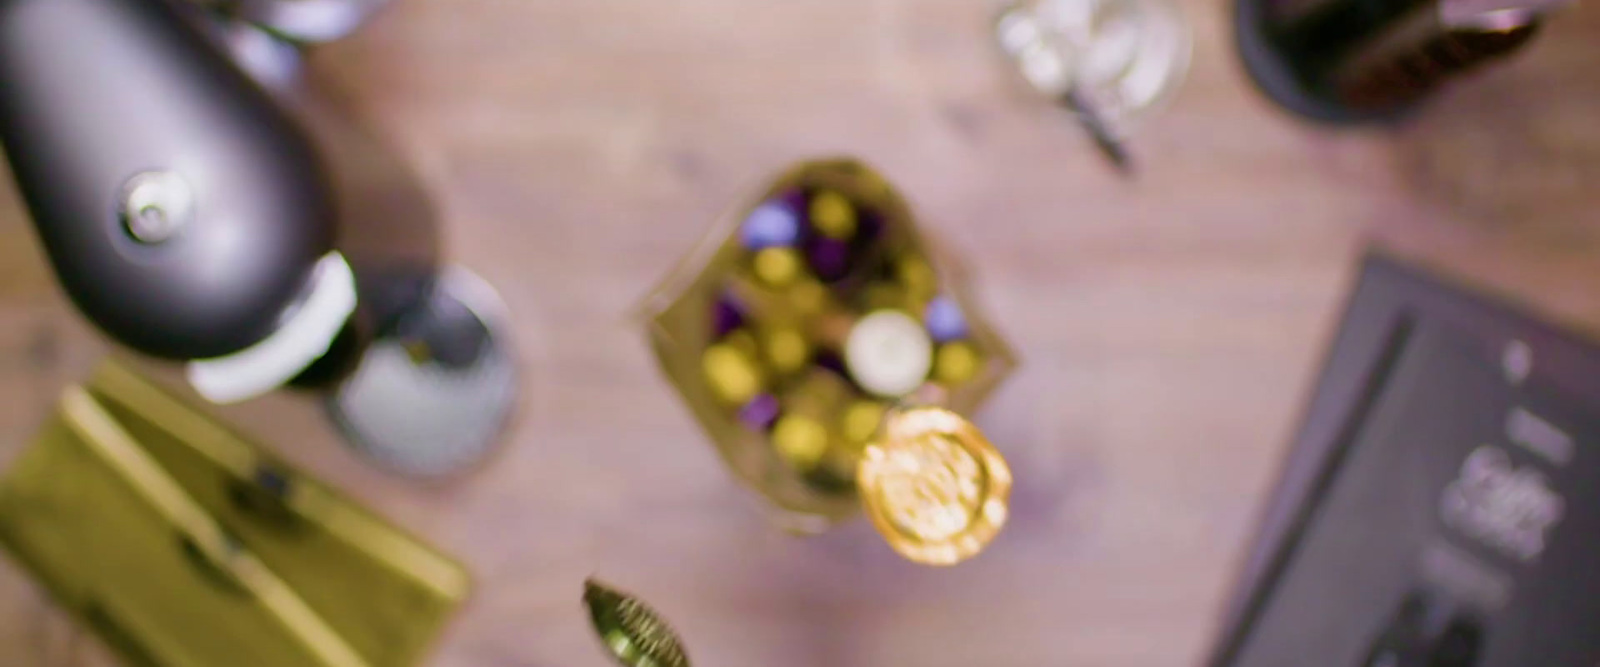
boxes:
[639,158,1018,564]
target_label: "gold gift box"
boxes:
[0,361,469,667]
[642,158,1018,560]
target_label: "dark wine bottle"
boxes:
[1239,0,1555,121]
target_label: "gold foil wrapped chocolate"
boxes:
[861,405,1013,566]
[640,158,1018,565]
[584,579,692,667]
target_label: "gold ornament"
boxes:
[584,579,691,667]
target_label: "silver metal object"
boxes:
[215,19,305,89]
[1439,0,1572,29]
[1062,87,1132,171]
[996,0,1192,159]
[118,170,194,243]
[217,0,394,43]
[326,267,519,478]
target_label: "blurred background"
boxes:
[0,0,1597,665]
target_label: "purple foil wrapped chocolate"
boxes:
[738,393,782,431]
[740,192,803,249]
[924,296,968,342]
[805,237,852,282]
[712,295,745,339]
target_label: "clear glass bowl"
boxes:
[996,0,1193,137]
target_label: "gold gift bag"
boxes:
[642,158,1018,565]
[0,361,469,667]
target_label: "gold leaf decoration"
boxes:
[583,578,691,667]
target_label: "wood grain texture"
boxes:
[0,1,1598,665]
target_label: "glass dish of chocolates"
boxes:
[641,158,1017,562]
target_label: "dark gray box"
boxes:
[1208,252,1600,667]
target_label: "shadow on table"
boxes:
[1388,8,1600,243]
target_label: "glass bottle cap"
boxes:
[858,406,1012,566]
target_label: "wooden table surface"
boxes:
[1,1,1598,665]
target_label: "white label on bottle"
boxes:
[185,251,357,404]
